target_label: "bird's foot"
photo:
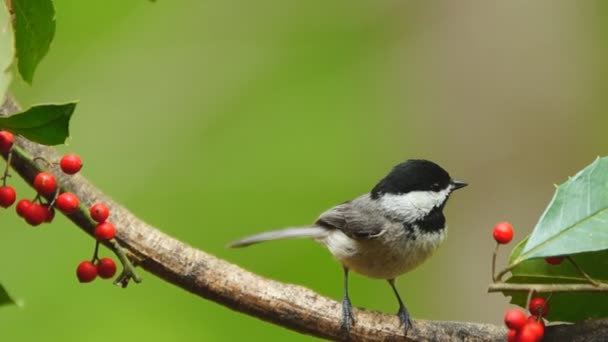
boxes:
[340,296,355,333]
[397,305,412,335]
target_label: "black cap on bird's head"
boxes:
[370,159,467,199]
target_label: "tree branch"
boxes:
[2,97,608,341]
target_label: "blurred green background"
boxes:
[1,0,607,340]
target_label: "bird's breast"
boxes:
[325,224,447,279]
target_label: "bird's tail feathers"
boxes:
[228,226,327,248]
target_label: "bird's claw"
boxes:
[397,306,412,335]
[340,296,355,333]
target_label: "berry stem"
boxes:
[47,188,59,207]
[491,242,499,282]
[566,256,600,287]
[1,149,12,185]
[525,289,535,311]
[92,241,100,262]
[109,238,142,287]
[541,292,554,316]
[494,261,520,282]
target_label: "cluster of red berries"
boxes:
[1,130,119,283]
[504,297,549,342]
[76,202,117,283]
[0,130,83,218]
[9,156,82,226]
[492,222,565,266]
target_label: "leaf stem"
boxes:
[567,256,600,286]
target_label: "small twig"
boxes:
[109,238,142,287]
[488,282,608,293]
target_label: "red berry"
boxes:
[545,256,564,265]
[90,203,109,223]
[0,186,16,208]
[504,309,527,331]
[24,203,48,226]
[76,261,98,283]
[55,192,79,214]
[0,130,14,152]
[15,199,32,217]
[506,329,518,342]
[493,221,514,244]
[519,321,544,342]
[59,154,83,175]
[96,257,117,279]
[33,172,57,195]
[528,297,549,317]
[42,204,55,222]
[94,221,116,241]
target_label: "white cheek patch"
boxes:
[378,188,450,221]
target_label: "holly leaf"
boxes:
[0,102,76,145]
[503,238,608,322]
[0,283,15,307]
[512,157,608,264]
[0,0,15,103]
[12,0,56,84]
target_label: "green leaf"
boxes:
[12,0,56,84]
[0,1,15,103]
[504,238,608,322]
[513,157,608,264]
[0,283,15,307]
[0,102,76,145]
[498,158,608,322]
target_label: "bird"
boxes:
[228,159,467,334]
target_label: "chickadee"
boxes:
[229,159,467,334]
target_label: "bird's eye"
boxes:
[431,183,441,191]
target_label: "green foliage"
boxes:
[12,0,56,84]
[506,239,608,322]
[0,1,15,104]
[502,157,608,322]
[513,157,608,263]
[0,283,15,307]
[0,103,76,145]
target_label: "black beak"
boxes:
[451,180,468,190]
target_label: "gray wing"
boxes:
[315,201,387,240]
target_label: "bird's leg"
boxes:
[340,266,355,332]
[388,278,412,334]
